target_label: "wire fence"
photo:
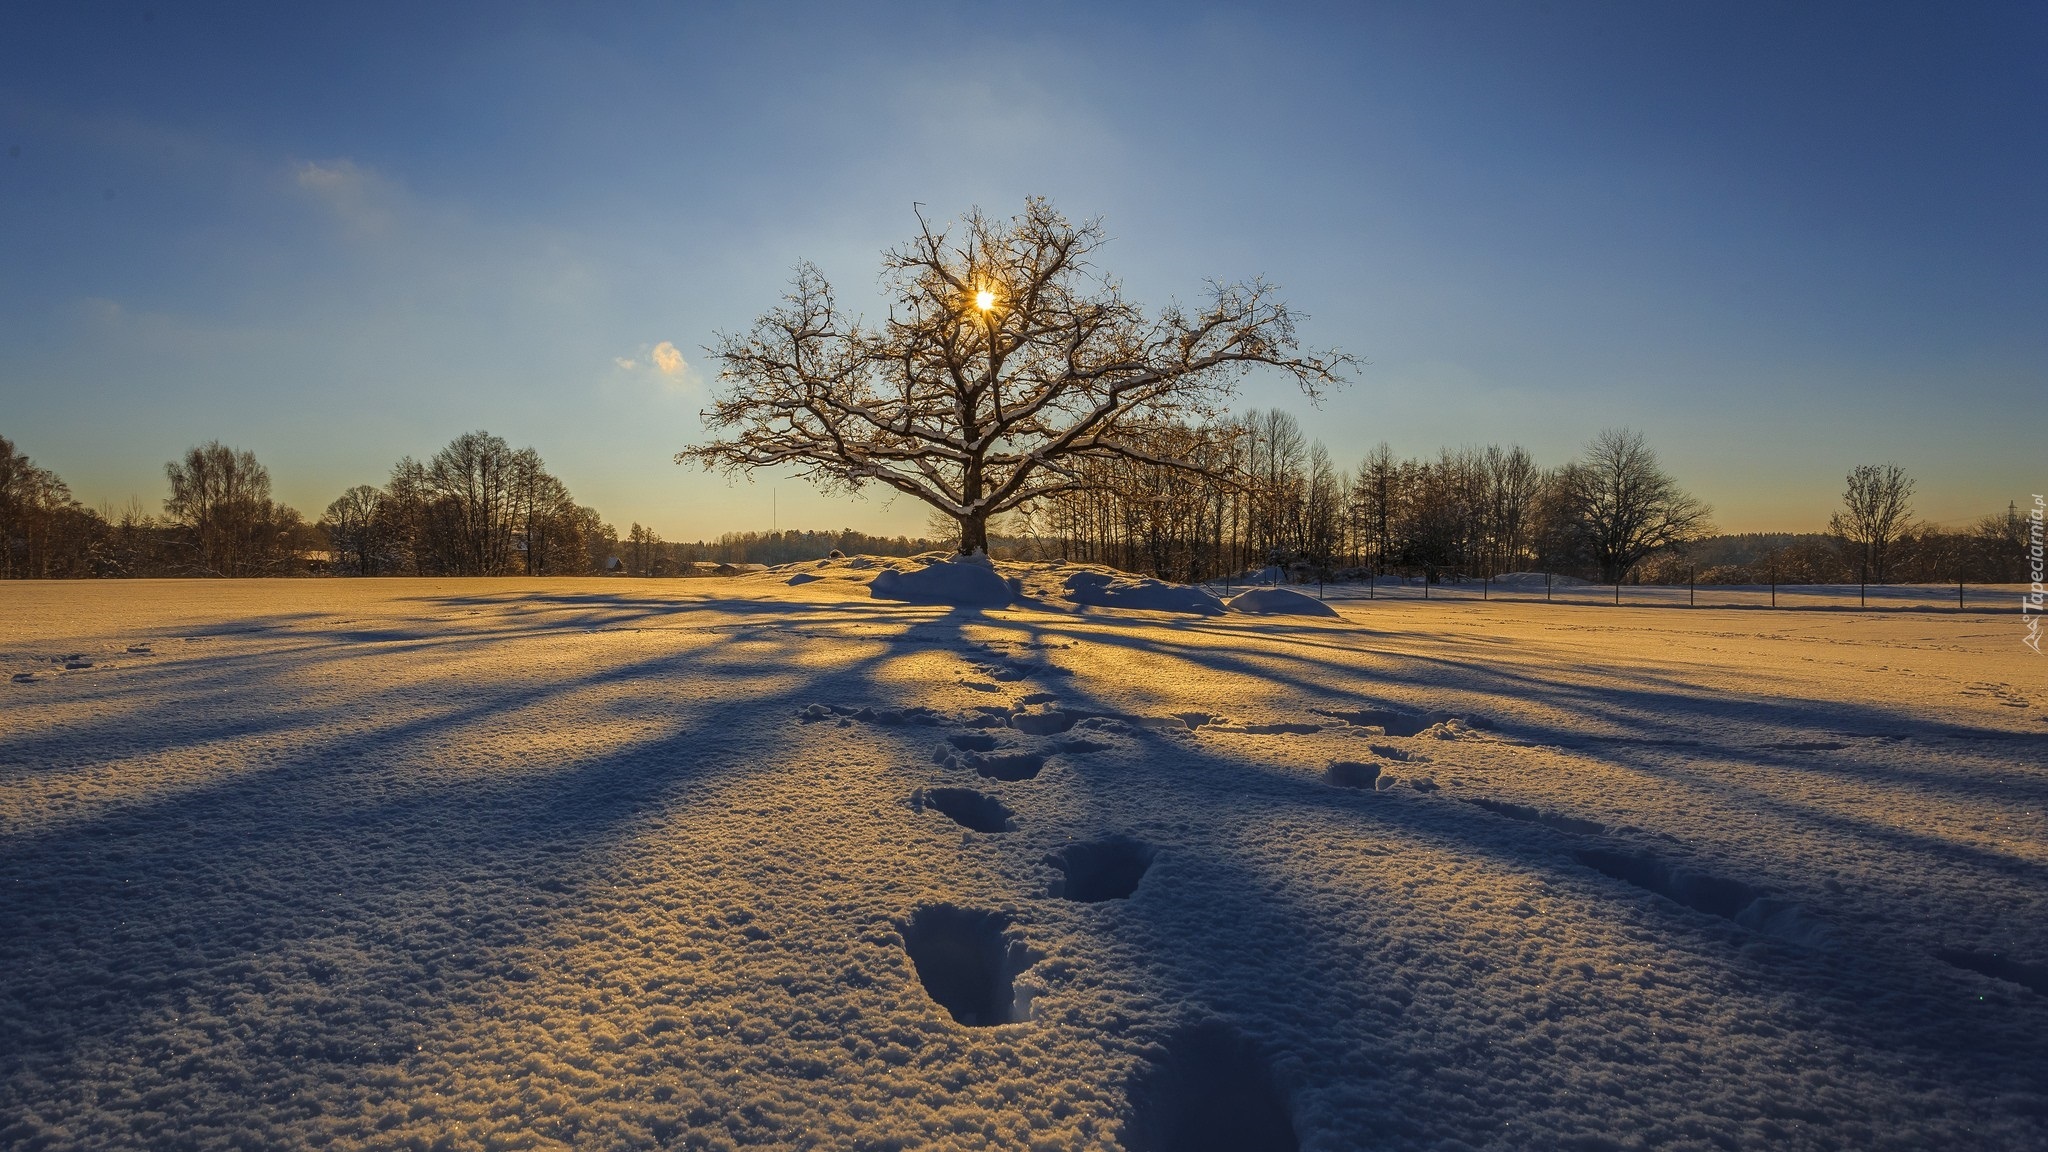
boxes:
[1208,575,2029,613]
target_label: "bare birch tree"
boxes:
[680,199,1349,554]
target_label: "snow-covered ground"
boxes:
[2,563,2043,1150]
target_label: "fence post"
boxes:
[1860,564,1866,608]
[1959,576,1964,610]
[1484,573,1490,601]
[1689,565,1695,607]
[1770,559,1776,609]
[1614,579,1620,606]
[1546,572,1552,602]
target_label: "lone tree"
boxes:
[679,198,1349,554]
[1829,463,1915,582]
[1553,427,1712,583]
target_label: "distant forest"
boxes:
[0,426,2032,584]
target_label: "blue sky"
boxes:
[2,1,2041,537]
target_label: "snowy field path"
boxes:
[2,571,2044,1150]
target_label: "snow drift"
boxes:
[1226,587,1339,617]
[1062,570,1227,615]
[868,553,1018,607]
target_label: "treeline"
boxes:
[2,436,322,577]
[1013,416,1710,584]
[322,432,609,576]
[1003,414,2030,585]
[0,431,616,578]
[4,425,2031,584]
[612,526,948,575]
[1680,522,2030,586]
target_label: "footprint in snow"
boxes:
[912,787,1015,834]
[898,905,1037,1027]
[1123,1023,1299,1152]
[1462,796,1607,836]
[1367,743,1426,763]
[1324,761,1389,790]
[798,703,944,727]
[1576,848,1829,946]
[1048,836,1154,902]
[1938,949,2048,996]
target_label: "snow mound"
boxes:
[785,572,821,586]
[1063,570,1227,615]
[1226,587,1339,617]
[869,554,1017,607]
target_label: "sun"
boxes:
[974,288,996,311]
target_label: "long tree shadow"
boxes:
[974,610,2048,1147]
[0,593,1004,1137]
[4,586,2041,1149]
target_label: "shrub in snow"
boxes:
[1225,587,1339,617]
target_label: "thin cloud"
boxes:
[293,159,393,231]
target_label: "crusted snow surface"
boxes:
[2,566,2045,1150]
[1225,587,1340,617]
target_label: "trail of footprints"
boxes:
[797,645,2041,1147]
[801,644,1301,1150]
[8,642,154,682]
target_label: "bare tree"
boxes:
[1,435,106,577]
[1554,428,1712,583]
[1247,408,1307,566]
[1348,442,1398,574]
[1483,444,1542,573]
[681,198,1349,554]
[164,442,298,576]
[626,522,661,576]
[323,485,385,575]
[424,432,520,575]
[1829,463,1915,583]
[1301,441,1342,575]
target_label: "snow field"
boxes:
[1,566,2044,1150]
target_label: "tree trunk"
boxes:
[959,512,989,556]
